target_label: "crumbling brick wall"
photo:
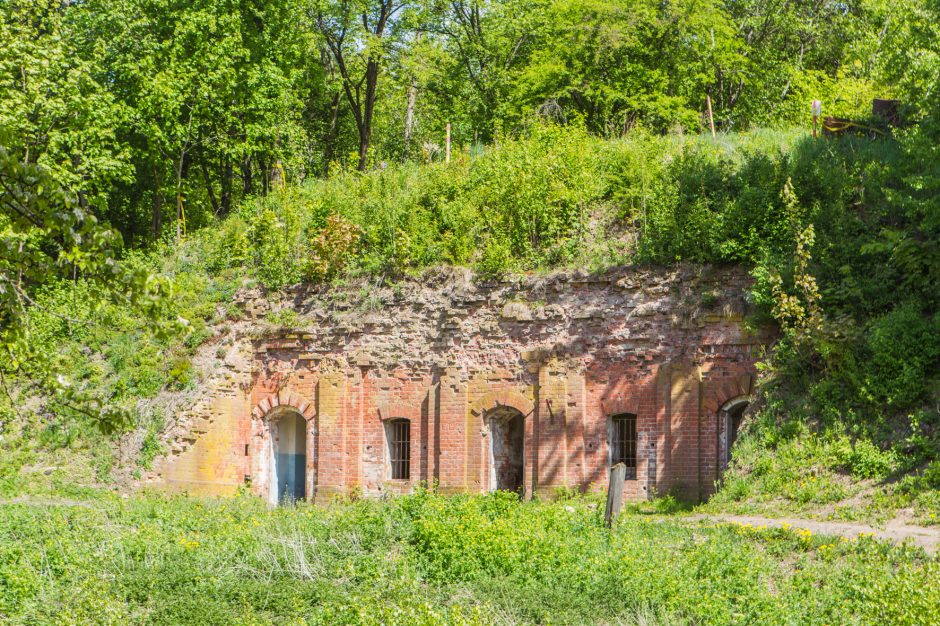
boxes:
[153,264,766,503]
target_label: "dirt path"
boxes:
[0,496,100,509]
[689,513,940,555]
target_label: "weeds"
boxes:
[0,490,937,624]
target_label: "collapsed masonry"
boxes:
[152,265,766,503]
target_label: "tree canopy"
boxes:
[2,0,928,250]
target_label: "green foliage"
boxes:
[862,304,940,409]
[0,144,172,432]
[0,491,937,624]
[2,0,910,249]
[303,214,363,282]
[708,399,940,524]
[266,308,302,329]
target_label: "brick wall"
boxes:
[153,265,766,503]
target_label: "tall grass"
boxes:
[0,490,936,624]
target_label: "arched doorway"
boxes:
[719,397,750,471]
[269,408,307,503]
[487,406,525,494]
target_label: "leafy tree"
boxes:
[0,0,132,214]
[63,0,324,241]
[880,0,940,125]
[0,147,168,431]
[314,0,420,170]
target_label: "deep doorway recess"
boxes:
[488,406,525,494]
[719,398,750,471]
[273,410,307,503]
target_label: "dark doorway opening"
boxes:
[719,398,750,471]
[275,410,307,502]
[489,407,525,494]
[728,402,746,448]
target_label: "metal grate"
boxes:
[389,419,411,480]
[611,413,637,479]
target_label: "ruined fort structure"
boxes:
[152,265,765,503]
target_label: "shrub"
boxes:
[303,215,362,282]
[862,304,940,410]
[840,439,899,480]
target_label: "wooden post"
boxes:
[605,462,627,527]
[445,123,451,164]
[706,95,716,138]
[812,100,822,138]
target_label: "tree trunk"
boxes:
[357,60,380,171]
[242,157,252,196]
[270,159,284,190]
[152,167,163,239]
[258,156,269,195]
[403,32,422,155]
[199,152,220,215]
[221,157,233,215]
[404,77,418,151]
[357,127,371,171]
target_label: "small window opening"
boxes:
[387,419,411,480]
[610,413,637,479]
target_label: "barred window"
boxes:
[610,413,637,479]
[387,418,411,480]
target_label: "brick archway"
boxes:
[718,395,753,472]
[249,389,317,505]
[374,400,422,423]
[251,389,316,421]
[702,374,754,418]
[479,389,534,418]
[477,389,533,496]
[600,395,641,417]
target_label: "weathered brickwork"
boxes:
[153,265,766,502]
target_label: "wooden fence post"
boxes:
[605,462,627,527]
[812,100,822,138]
[445,123,451,163]
[706,95,716,138]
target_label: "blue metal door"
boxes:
[275,412,307,502]
[276,450,306,501]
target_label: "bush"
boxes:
[863,304,940,409]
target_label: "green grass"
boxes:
[702,410,940,527]
[0,489,937,625]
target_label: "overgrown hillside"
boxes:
[2,0,939,509]
[2,124,937,527]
